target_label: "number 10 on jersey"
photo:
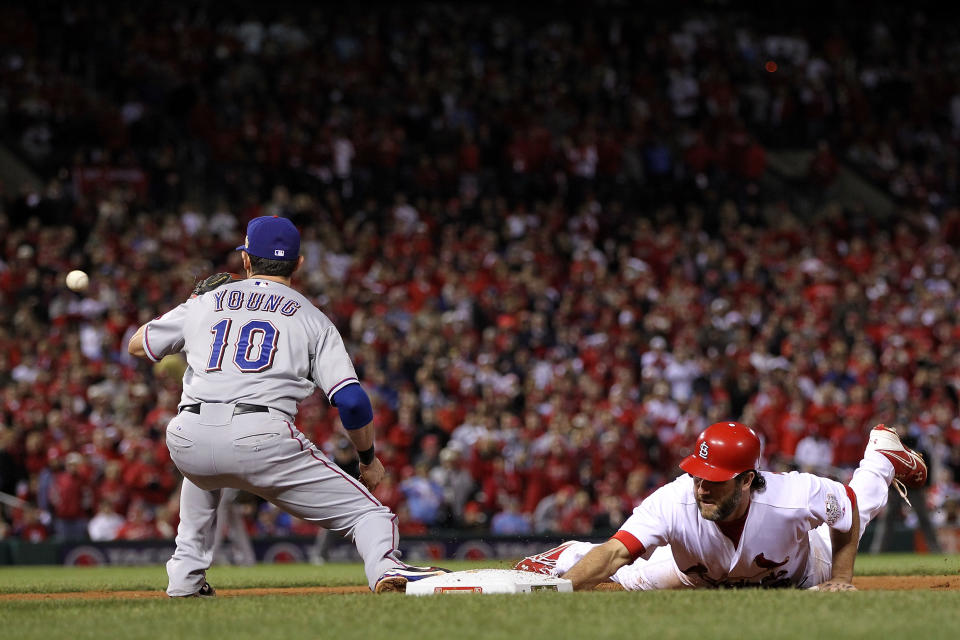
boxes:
[206,319,279,372]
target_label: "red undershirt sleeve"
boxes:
[844,484,858,525]
[612,530,646,561]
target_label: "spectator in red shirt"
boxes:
[558,489,595,535]
[776,400,810,460]
[95,460,131,516]
[47,452,93,540]
[372,474,403,512]
[122,446,176,505]
[621,467,655,509]
[830,416,868,469]
[115,500,161,541]
[15,506,50,542]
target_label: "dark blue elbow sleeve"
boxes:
[332,383,373,430]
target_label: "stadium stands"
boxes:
[0,2,958,543]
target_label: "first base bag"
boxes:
[405,569,573,596]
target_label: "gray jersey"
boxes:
[143,278,358,416]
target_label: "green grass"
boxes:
[0,554,955,594]
[0,559,515,594]
[0,555,958,640]
[853,552,960,575]
[2,590,959,640]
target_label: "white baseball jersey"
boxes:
[616,472,855,588]
[142,278,359,416]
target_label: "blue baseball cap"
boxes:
[236,215,300,261]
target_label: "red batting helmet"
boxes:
[678,421,761,481]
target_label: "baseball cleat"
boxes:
[171,581,216,598]
[375,565,451,594]
[865,424,927,504]
[513,541,576,576]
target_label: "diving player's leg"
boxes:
[515,540,585,575]
[807,447,894,585]
[848,448,895,537]
[807,527,834,587]
[166,478,221,596]
[805,448,893,574]
[852,424,927,531]
[608,545,687,590]
[849,422,931,538]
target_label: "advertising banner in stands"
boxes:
[53,536,589,566]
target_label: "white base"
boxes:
[405,569,573,596]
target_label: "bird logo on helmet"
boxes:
[679,421,762,482]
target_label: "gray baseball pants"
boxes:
[164,403,404,595]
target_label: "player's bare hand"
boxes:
[358,457,385,491]
[813,581,857,592]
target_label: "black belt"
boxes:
[179,403,270,416]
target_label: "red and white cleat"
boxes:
[865,424,927,504]
[513,541,576,576]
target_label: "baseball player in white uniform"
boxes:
[128,215,446,596]
[516,421,927,591]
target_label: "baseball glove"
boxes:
[190,272,243,298]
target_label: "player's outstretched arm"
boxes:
[818,497,860,592]
[345,422,384,490]
[128,324,148,358]
[332,384,380,490]
[562,538,634,591]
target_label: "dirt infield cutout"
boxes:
[1,576,957,600]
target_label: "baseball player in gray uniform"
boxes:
[128,215,446,595]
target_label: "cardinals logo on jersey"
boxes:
[681,553,792,588]
[753,553,789,570]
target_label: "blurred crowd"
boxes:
[1,2,960,545]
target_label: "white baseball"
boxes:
[65,270,89,292]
